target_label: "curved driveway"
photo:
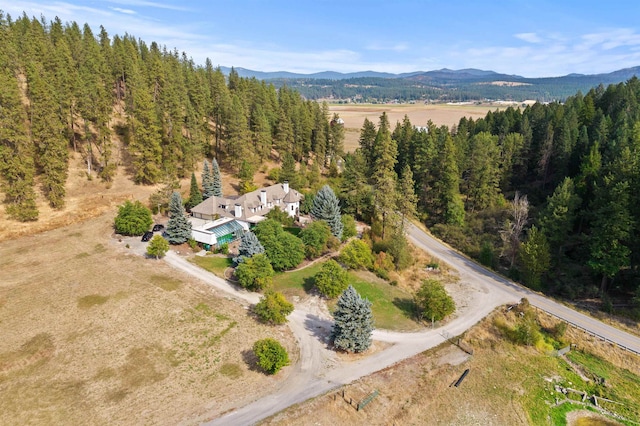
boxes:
[164,223,640,425]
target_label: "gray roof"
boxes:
[190,182,302,221]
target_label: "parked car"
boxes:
[152,224,165,232]
[141,231,154,242]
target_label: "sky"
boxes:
[3,0,640,77]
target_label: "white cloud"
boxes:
[365,42,409,52]
[105,0,191,12]
[515,32,542,43]
[111,7,136,15]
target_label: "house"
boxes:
[189,181,302,248]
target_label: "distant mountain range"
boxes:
[219,66,640,102]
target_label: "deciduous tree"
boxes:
[253,338,289,374]
[314,260,349,298]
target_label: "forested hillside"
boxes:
[339,80,640,305]
[0,12,342,222]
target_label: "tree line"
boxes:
[339,79,640,306]
[0,12,342,221]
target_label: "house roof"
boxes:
[190,182,302,221]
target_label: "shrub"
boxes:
[341,214,357,241]
[314,260,349,298]
[254,219,305,271]
[338,239,373,270]
[253,338,290,374]
[414,279,455,322]
[299,221,332,259]
[373,251,395,278]
[265,207,295,226]
[146,235,169,259]
[114,200,152,236]
[218,242,229,255]
[254,290,294,324]
[235,253,274,291]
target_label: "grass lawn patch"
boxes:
[283,227,301,236]
[191,256,233,277]
[272,262,324,297]
[77,294,110,308]
[150,274,181,291]
[345,272,421,331]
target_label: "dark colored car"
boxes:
[152,224,165,232]
[141,231,154,242]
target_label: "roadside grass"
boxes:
[191,256,233,277]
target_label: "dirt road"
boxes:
[164,224,640,425]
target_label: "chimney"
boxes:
[234,203,242,218]
[260,190,267,205]
[283,181,289,194]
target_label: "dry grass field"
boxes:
[262,309,639,426]
[328,103,515,152]
[0,210,297,425]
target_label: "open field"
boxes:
[262,308,640,426]
[328,103,513,152]
[0,212,297,425]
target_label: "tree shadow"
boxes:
[302,277,316,293]
[303,314,333,348]
[392,297,417,320]
[241,349,261,372]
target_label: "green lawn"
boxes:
[272,262,325,296]
[344,272,420,331]
[274,261,421,331]
[190,256,233,277]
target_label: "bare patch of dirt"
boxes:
[566,410,623,426]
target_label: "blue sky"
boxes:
[3,0,640,77]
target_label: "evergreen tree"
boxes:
[398,164,418,223]
[234,230,265,264]
[0,53,38,221]
[187,172,202,209]
[588,179,632,293]
[165,191,192,244]
[538,177,581,257]
[238,159,257,194]
[332,285,374,353]
[519,225,551,290]
[279,152,297,187]
[310,185,343,239]
[211,158,223,196]
[371,113,398,238]
[202,160,214,199]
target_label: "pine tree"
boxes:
[0,59,38,221]
[398,164,418,223]
[279,152,297,187]
[519,225,551,291]
[332,285,373,353]
[538,177,581,257]
[202,160,214,199]
[310,185,343,240]
[234,231,265,264]
[165,192,192,244]
[211,158,223,197]
[371,113,398,238]
[187,172,202,209]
